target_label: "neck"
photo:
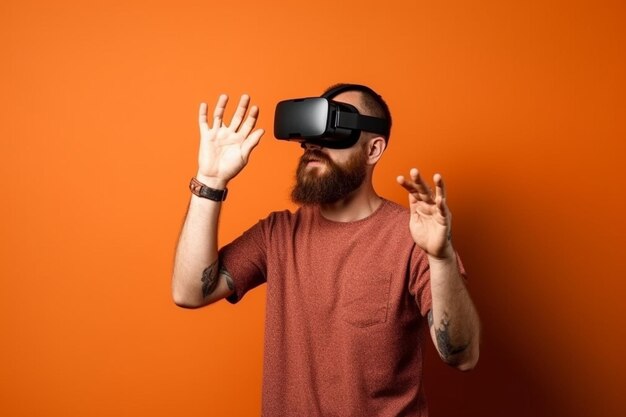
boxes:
[318,177,383,222]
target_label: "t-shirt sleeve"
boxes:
[219,218,269,304]
[409,247,467,317]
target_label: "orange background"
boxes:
[2,0,625,416]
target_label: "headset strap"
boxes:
[322,84,390,136]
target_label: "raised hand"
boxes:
[196,94,264,186]
[397,168,453,260]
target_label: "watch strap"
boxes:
[189,177,228,201]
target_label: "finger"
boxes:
[238,105,259,138]
[241,128,264,160]
[435,196,452,239]
[228,94,250,132]
[411,168,433,197]
[433,173,446,201]
[396,175,415,194]
[396,175,414,193]
[435,195,448,217]
[400,168,434,203]
[198,102,209,130]
[212,94,228,129]
[396,176,420,205]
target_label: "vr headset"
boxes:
[274,84,390,149]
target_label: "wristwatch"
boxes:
[189,177,228,202]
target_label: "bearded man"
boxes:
[172,84,480,417]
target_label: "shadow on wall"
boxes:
[420,197,578,417]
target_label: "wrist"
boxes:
[194,173,228,190]
[427,244,455,264]
[190,176,229,202]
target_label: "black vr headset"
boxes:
[274,84,390,149]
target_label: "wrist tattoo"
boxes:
[201,260,220,298]
[434,312,469,361]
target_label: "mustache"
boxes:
[300,149,332,164]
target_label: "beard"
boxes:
[290,145,368,205]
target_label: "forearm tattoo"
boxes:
[201,261,235,298]
[221,266,235,292]
[429,311,469,361]
[201,260,220,298]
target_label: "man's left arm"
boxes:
[397,168,480,371]
[427,248,480,370]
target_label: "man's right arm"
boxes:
[172,94,264,308]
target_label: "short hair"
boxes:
[322,83,393,144]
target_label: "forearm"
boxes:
[171,176,226,308]
[172,94,262,307]
[428,248,480,370]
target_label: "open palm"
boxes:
[397,168,452,259]
[197,94,264,183]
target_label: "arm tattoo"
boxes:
[220,265,235,291]
[201,261,235,298]
[201,260,219,298]
[434,312,469,361]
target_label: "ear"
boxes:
[366,136,387,165]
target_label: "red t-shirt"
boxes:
[220,199,462,417]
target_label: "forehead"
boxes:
[330,90,365,114]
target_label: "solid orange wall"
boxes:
[1,0,625,416]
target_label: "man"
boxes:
[172,84,480,416]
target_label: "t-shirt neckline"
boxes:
[313,198,390,227]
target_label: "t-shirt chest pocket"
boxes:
[340,271,392,328]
